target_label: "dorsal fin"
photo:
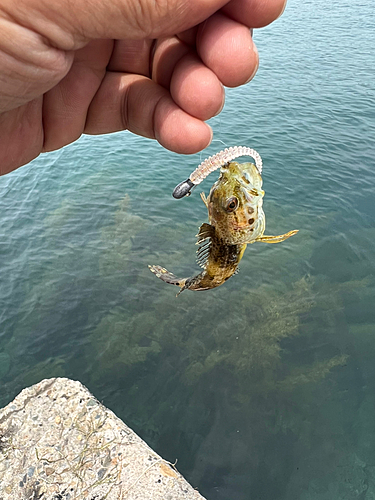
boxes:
[196,223,215,268]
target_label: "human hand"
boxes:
[0,0,286,175]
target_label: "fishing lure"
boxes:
[172,146,263,199]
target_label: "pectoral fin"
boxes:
[255,229,299,244]
[196,222,215,268]
[196,222,215,244]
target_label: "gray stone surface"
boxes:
[0,378,206,500]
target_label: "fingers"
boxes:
[107,39,154,76]
[10,0,284,51]
[197,12,258,88]
[222,0,287,28]
[153,37,224,119]
[0,0,288,170]
[42,40,113,152]
[84,73,213,154]
[169,53,224,120]
[0,101,43,176]
[12,0,229,49]
[155,14,258,92]
[42,36,224,154]
[42,16,254,154]
[152,37,191,89]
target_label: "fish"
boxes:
[149,160,298,295]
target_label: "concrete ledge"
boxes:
[0,378,206,500]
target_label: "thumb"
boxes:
[10,0,229,49]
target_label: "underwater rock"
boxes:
[0,378,206,500]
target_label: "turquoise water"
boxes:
[0,0,374,498]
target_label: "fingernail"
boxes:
[245,44,259,84]
[276,0,288,20]
[214,88,225,117]
[206,125,213,145]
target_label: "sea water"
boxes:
[0,0,374,498]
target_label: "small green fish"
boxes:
[149,161,298,294]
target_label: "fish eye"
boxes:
[225,196,238,212]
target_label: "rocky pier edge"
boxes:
[0,377,206,500]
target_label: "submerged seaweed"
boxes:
[2,191,375,500]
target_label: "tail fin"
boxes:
[148,265,188,295]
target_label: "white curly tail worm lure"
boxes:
[172,146,263,199]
